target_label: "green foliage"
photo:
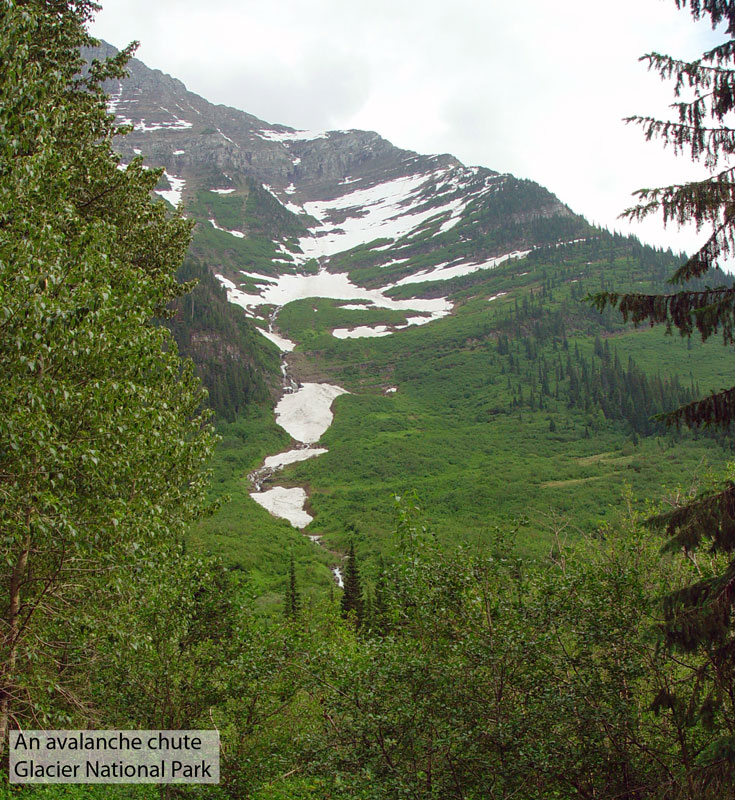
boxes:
[167,254,280,421]
[587,0,735,775]
[340,542,363,624]
[287,504,735,799]
[0,786,157,800]
[0,0,215,743]
[271,244,734,559]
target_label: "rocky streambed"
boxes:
[248,316,347,586]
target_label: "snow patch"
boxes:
[210,188,235,194]
[134,118,192,132]
[257,327,297,352]
[332,325,391,339]
[208,218,245,238]
[250,487,312,528]
[106,82,123,114]
[257,128,328,142]
[214,274,236,290]
[402,315,435,327]
[263,447,328,470]
[395,250,532,286]
[155,171,185,207]
[275,383,348,444]
[379,257,411,269]
[217,128,237,145]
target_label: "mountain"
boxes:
[88,41,588,287]
[86,42,734,589]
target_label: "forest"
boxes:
[3,1,735,799]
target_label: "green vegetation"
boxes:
[0,0,218,750]
[7,2,735,799]
[592,0,735,775]
[186,408,337,603]
[184,180,307,280]
[251,235,732,563]
[167,254,281,420]
[10,499,735,799]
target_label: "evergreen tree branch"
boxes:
[621,168,735,226]
[649,482,735,553]
[669,215,735,281]
[590,286,735,342]
[673,0,735,37]
[655,386,735,428]
[626,115,735,165]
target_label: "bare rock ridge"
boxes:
[84,39,590,358]
[85,42,580,273]
[85,42,443,200]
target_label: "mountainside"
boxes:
[87,42,734,590]
[88,41,587,294]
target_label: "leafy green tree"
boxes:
[302,510,735,799]
[0,0,215,746]
[89,550,236,730]
[591,0,735,777]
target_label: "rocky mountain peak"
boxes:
[87,40,587,352]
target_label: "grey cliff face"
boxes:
[85,40,586,297]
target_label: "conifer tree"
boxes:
[592,0,735,753]
[284,553,301,621]
[340,542,363,625]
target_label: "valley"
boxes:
[8,6,735,796]
[84,40,735,601]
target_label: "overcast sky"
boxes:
[90,0,725,255]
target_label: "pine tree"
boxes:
[591,0,735,769]
[284,553,301,621]
[340,542,363,625]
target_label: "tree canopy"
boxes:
[0,0,216,745]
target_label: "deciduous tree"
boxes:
[0,0,215,746]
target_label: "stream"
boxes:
[248,307,346,587]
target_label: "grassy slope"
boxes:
[186,219,734,595]
[273,236,734,561]
[185,406,338,610]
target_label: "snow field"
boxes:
[249,487,313,528]
[274,383,349,444]
[154,171,186,207]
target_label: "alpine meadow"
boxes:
[4,0,735,798]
